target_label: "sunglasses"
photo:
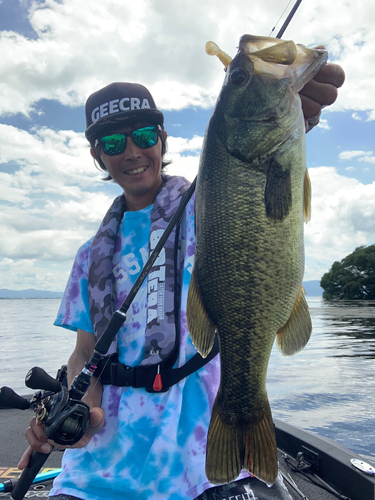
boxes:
[96,126,160,156]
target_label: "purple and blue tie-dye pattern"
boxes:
[52,188,223,500]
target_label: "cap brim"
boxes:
[85,109,164,142]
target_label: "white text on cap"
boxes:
[91,98,151,123]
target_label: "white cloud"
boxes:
[339,150,373,160]
[304,167,375,280]
[165,155,199,183]
[167,135,203,155]
[0,0,374,117]
[0,123,121,290]
[323,29,375,116]
[317,119,330,130]
[0,256,70,291]
[352,112,362,121]
[1,0,375,290]
[358,155,375,164]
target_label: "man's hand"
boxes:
[300,48,345,132]
[18,330,103,471]
[18,406,104,470]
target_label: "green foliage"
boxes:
[320,244,375,300]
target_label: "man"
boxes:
[19,62,345,500]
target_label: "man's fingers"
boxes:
[300,78,338,108]
[17,446,33,470]
[24,425,52,453]
[313,63,346,88]
[300,94,322,121]
[86,407,105,437]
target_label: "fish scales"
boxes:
[187,35,327,486]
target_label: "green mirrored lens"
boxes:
[132,127,158,148]
[100,134,126,156]
[99,127,158,156]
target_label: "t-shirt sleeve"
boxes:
[54,239,94,334]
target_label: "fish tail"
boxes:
[206,401,278,486]
[243,403,278,485]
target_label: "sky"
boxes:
[0,0,374,292]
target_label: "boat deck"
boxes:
[1,407,374,499]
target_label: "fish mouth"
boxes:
[125,165,149,176]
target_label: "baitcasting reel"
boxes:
[0,365,89,446]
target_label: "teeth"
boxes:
[126,166,148,175]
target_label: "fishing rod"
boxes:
[276,0,303,39]
[0,2,304,498]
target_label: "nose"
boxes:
[123,136,142,160]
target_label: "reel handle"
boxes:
[11,450,51,500]
[25,367,62,393]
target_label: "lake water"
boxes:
[1,296,375,460]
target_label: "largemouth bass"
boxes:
[187,35,327,486]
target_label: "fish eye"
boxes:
[229,68,247,85]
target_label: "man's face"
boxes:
[93,121,167,209]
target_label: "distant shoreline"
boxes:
[0,281,324,299]
[0,288,63,299]
[0,296,63,299]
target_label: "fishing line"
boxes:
[269,0,293,36]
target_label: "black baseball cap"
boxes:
[85,82,164,143]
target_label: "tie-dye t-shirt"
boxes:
[50,196,222,500]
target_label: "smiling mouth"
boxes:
[125,165,149,176]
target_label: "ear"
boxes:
[90,147,97,159]
[163,130,168,140]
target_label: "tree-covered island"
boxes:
[320,244,375,300]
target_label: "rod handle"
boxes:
[11,450,51,500]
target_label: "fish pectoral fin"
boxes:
[187,267,216,358]
[206,400,278,486]
[264,158,292,222]
[276,286,312,356]
[304,169,312,223]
